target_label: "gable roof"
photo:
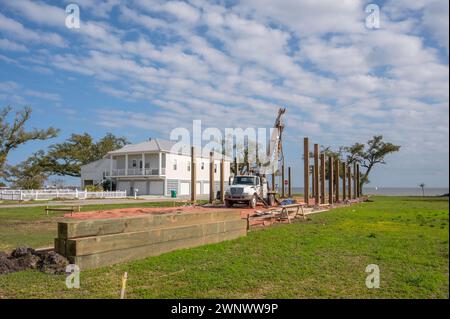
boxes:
[106,138,230,160]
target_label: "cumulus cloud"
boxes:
[0,0,448,186]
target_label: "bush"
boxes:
[85,185,103,192]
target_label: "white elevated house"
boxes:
[81,138,231,196]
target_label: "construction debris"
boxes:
[0,246,68,275]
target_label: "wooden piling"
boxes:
[353,162,357,199]
[303,138,310,205]
[191,146,196,203]
[347,165,352,200]
[356,163,361,198]
[272,172,276,192]
[288,166,292,197]
[314,144,320,205]
[328,156,334,205]
[342,163,347,200]
[281,162,285,198]
[335,158,340,202]
[320,154,326,204]
[220,158,225,203]
[209,151,215,203]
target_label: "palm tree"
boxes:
[419,183,425,197]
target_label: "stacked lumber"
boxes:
[55,209,246,269]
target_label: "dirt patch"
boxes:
[0,246,68,275]
[65,205,258,220]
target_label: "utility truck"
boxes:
[224,107,286,208]
[225,175,275,208]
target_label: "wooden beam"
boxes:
[303,137,310,205]
[65,219,246,256]
[58,209,241,239]
[209,151,215,203]
[70,229,247,270]
[191,146,196,203]
[328,156,334,205]
[320,154,326,204]
[314,144,320,205]
[353,162,357,199]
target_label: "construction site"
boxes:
[27,108,363,271]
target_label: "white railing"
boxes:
[105,168,166,177]
[0,189,127,201]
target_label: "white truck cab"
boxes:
[225,175,274,208]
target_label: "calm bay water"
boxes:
[290,187,449,196]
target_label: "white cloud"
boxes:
[0,38,28,52]
[0,12,66,47]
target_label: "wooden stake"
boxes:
[120,272,128,299]
[320,154,326,204]
[303,138,310,205]
[328,156,334,205]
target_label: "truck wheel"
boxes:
[249,195,257,208]
[267,194,275,207]
[225,200,233,208]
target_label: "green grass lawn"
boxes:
[0,201,197,251]
[0,196,448,299]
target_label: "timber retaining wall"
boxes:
[55,209,246,269]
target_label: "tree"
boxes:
[345,135,401,193]
[3,151,49,189]
[42,132,129,177]
[419,183,425,197]
[319,136,400,194]
[0,106,59,175]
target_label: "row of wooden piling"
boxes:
[303,137,361,206]
[191,147,226,204]
[189,138,361,206]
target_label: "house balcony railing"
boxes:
[105,168,166,177]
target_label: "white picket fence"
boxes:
[0,189,127,201]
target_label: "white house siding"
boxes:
[92,139,231,197]
[80,159,111,188]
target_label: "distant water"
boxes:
[289,187,449,196]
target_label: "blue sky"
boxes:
[0,0,448,187]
